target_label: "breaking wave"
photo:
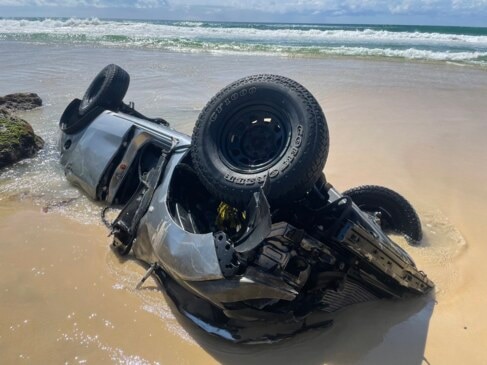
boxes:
[1,17,487,66]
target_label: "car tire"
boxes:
[191,74,329,207]
[79,64,130,115]
[59,98,104,135]
[343,185,423,242]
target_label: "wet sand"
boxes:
[1,42,487,364]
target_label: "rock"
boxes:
[0,109,44,169]
[0,92,44,169]
[0,93,42,111]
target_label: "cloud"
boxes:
[0,0,486,20]
[134,0,167,8]
[200,0,487,16]
[0,0,167,7]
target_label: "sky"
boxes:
[0,0,486,26]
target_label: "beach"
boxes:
[1,36,487,364]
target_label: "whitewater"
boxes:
[1,17,486,66]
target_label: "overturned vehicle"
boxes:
[59,64,434,343]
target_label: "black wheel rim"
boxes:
[219,105,292,173]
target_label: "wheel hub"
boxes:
[220,107,291,173]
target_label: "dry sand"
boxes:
[0,44,486,364]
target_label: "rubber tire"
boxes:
[59,98,104,135]
[191,74,329,207]
[79,64,130,116]
[343,185,423,242]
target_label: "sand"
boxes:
[1,42,487,364]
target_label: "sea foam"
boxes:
[1,18,486,66]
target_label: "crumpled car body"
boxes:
[59,108,434,343]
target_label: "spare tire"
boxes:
[191,74,329,206]
[343,185,423,242]
[79,64,130,115]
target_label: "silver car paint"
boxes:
[61,113,134,200]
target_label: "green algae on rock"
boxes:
[0,109,44,169]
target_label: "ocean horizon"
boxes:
[1,17,487,67]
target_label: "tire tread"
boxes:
[191,74,329,206]
[343,185,423,242]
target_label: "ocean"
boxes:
[1,17,487,67]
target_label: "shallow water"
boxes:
[0,202,470,364]
[1,41,487,364]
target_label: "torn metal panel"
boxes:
[136,149,224,282]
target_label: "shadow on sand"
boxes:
[182,295,434,365]
[115,253,435,365]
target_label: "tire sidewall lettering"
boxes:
[213,87,256,119]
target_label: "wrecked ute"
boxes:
[58,64,433,343]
